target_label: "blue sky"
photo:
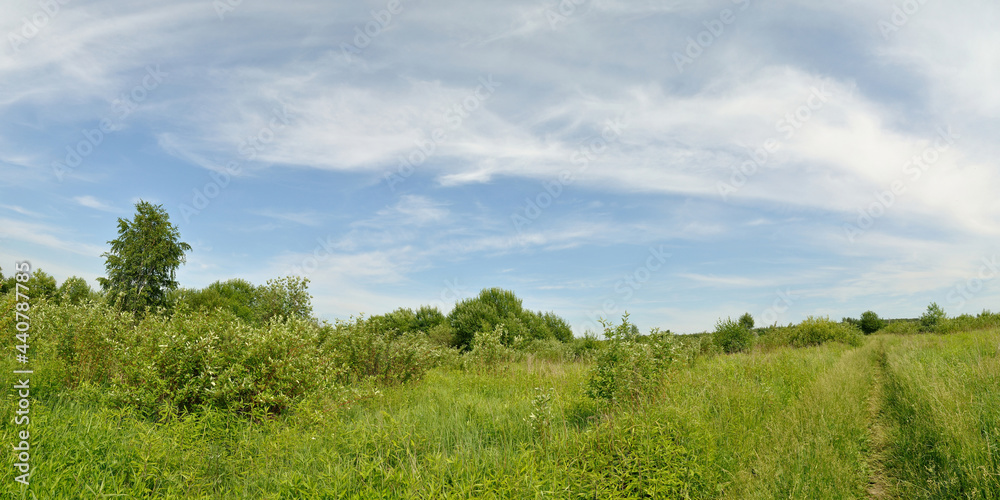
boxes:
[2,0,999,334]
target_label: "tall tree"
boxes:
[98,201,191,314]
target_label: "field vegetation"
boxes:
[2,272,999,498]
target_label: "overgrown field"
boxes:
[2,297,999,498]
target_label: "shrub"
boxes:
[568,330,603,361]
[859,310,886,335]
[713,317,753,353]
[7,299,447,417]
[881,319,920,335]
[585,314,676,405]
[920,302,947,331]
[467,323,513,368]
[786,316,863,347]
[57,276,96,305]
[447,288,573,350]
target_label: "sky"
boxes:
[1,0,998,335]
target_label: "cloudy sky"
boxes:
[1,0,998,334]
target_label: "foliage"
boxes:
[738,312,755,330]
[880,319,920,335]
[920,302,947,331]
[366,305,447,337]
[859,310,886,335]
[58,275,96,305]
[98,201,192,315]
[25,268,59,301]
[585,314,677,405]
[713,316,753,353]
[786,316,863,347]
[257,276,313,322]
[466,323,514,368]
[319,315,447,386]
[12,298,447,417]
[447,287,572,350]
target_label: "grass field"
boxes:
[3,326,999,498]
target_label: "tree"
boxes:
[920,302,946,331]
[858,310,885,335]
[58,276,94,305]
[257,276,312,322]
[97,201,192,314]
[26,269,58,301]
[738,312,755,330]
[448,288,525,350]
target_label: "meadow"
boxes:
[2,286,999,498]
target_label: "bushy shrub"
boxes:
[920,302,947,331]
[521,338,574,363]
[568,330,603,361]
[881,319,920,335]
[447,288,572,350]
[713,317,753,353]
[786,316,863,347]
[171,276,313,325]
[467,323,514,368]
[320,315,446,385]
[934,310,1000,334]
[7,299,447,417]
[57,276,96,305]
[859,310,886,335]
[585,315,676,405]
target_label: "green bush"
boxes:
[713,317,753,353]
[466,323,514,368]
[171,276,313,325]
[859,310,885,335]
[920,302,947,331]
[7,299,447,417]
[786,316,863,347]
[585,315,676,405]
[881,319,920,335]
[447,288,572,350]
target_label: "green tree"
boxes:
[26,269,58,301]
[920,302,946,331]
[541,311,573,342]
[738,312,755,330]
[858,310,885,335]
[58,276,94,305]
[257,276,312,322]
[97,201,192,314]
[448,288,524,350]
[713,316,753,353]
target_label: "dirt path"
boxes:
[866,343,892,499]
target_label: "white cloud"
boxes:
[73,195,116,212]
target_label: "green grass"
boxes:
[3,330,999,498]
